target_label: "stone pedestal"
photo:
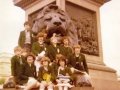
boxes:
[54,87,94,90]
[13,0,119,90]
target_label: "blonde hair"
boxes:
[14,46,22,52]
[41,56,50,65]
[73,44,81,50]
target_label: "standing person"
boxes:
[59,36,73,64]
[56,54,73,90]
[47,33,60,62]
[18,53,39,90]
[38,56,55,90]
[18,21,34,51]
[68,45,92,87]
[11,46,26,84]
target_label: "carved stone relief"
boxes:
[66,2,99,56]
[28,2,99,56]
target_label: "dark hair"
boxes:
[24,21,30,26]
[57,54,66,66]
[26,53,35,60]
[36,32,45,38]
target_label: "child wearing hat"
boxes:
[38,56,55,90]
[19,53,39,90]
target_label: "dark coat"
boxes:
[11,55,26,83]
[38,66,55,82]
[18,31,33,48]
[68,53,89,73]
[58,67,72,76]
[32,42,48,56]
[47,44,60,62]
[18,63,37,84]
[51,62,59,78]
[59,45,73,60]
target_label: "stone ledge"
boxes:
[88,63,116,73]
[3,87,94,90]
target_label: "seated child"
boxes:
[3,46,26,88]
[18,53,39,90]
[11,46,26,84]
[56,55,73,90]
[38,56,55,90]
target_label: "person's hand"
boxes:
[28,77,34,80]
[41,81,46,84]
[70,67,75,73]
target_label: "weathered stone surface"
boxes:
[3,87,94,90]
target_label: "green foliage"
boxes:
[0,78,5,84]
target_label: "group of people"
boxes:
[4,21,92,90]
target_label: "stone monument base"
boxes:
[89,63,119,90]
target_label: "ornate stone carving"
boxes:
[29,3,99,56]
[66,2,99,56]
[31,4,78,46]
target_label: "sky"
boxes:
[0,0,120,75]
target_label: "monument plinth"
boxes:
[13,0,119,90]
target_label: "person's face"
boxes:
[22,51,27,57]
[59,60,65,67]
[44,33,47,38]
[74,48,81,54]
[51,38,58,44]
[38,37,44,44]
[43,60,49,66]
[25,24,31,31]
[27,56,34,64]
[15,50,22,56]
[63,39,69,45]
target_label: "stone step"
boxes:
[70,87,94,90]
[3,87,94,90]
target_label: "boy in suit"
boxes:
[11,46,26,84]
[68,45,92,87]
[47,33,60,62]
[59,36,73,64]
[18,21,34,51]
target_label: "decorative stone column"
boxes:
[13,0,119,90]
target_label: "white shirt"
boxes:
[25,30,31,44]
